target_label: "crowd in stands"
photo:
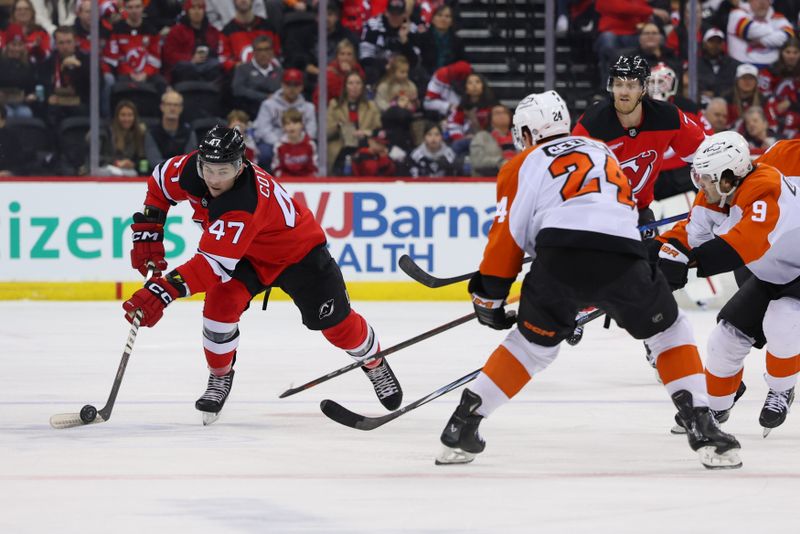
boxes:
[1,0,800,177]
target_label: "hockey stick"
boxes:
[49,265,154,429]
[279,294,521,399]
[398,211,690,288]
[319,307,605,431]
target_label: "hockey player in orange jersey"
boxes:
[658,134,800,437]
[435,91,742,469]
[121,126,402,424]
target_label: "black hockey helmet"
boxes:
[198,125,245,166]
[607,55,651,92]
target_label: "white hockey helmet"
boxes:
[512,90,571,149]
[647,62,678,101]
[691,131,752,204]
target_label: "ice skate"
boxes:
[760,386,794,438]
[671,390,742,469]
[436,389,486,465]
[362,358,403,410]
[671,381,746,434]
[196,369,235,425]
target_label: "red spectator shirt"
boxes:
[144,151,326,293]
[273,134,318,177]
[572,97,706,210]
[103,20,161,76]
[221,16,281,67]
[352,147,396,177]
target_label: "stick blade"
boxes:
[398,254,440,287]
[49,412,106,429]
[320,399,388,431]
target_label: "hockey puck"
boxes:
[80,404,97,424]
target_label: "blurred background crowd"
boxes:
[0,0,797,178]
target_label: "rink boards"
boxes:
[0,177,499,300]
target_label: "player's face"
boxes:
[691,170,732,204]
[202,162,240,197]
[611,78,644,115]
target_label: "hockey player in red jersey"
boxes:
[659,135,800,437]
[435,90,741,470]
[572,55,706,232]
[122,126,402,424]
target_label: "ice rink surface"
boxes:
[1,300,798,533]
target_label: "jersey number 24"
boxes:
[548,152,635,207]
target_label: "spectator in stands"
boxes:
[415,4,465,77]
[380,89,417,156]
[360,0,419,85]
[253,67,316,170]
[375,55,418,112]
[227,109,258,162]
[352,127,397,177]
[727,0,793,68]
[594,0,670,86]
[0,25,37,118]
[282,2,358,82]
[162,0,227,84]
[446,72,496,155]
[145,0,184,34]
[313,39,364,106]
[103,0,166,93]
[326,70,381,174]
[272,108,318,177]
[725,62,767,127]
[698,27,740,103]
[0,106,24,175]
[144,90,198,170]
[73,0,110,53]
[743,105,779,154]
[97,99,148,176]
[407,122,456,178]
[628,22,682,78]
[423,59,471,119]
[29,0,75,35]
[205,0,272,30]
[469,104,515,176]
[665,0,707,62]
[232,34,283,118]
[340,0,369,35]
[222,0,281,68]
[703,97,731,132]
[39,26,89,124]
[761,37,800,97]
[6,0,51,63]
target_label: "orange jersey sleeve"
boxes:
[478,146,536,279]
[755,139,800,177]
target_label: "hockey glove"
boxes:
[122,277,180,328]
[658,239,693,290]
[638,207,659,240]
[130,210,167,277]
[471,294,517,330]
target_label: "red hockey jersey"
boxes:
[572,97,706,209]
[103,20,161,76]
[221,16,281,67]
[273,134,318,177]
[143,152,326,294]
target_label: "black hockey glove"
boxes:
[638,207,659,240]
[657,238,693,290]
[468,273,516,330]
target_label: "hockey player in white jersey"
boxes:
[658,133,800,437]
[435,90,741,470]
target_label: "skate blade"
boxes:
[670,424,687,435]
[698,446,742,470]
[202,412,220,426]
[762,427,772,438]
[435,445,477,465]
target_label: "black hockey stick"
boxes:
[49,265,154,429]
[319,307,606,431]
[279,294,521,398]
[398,211,690,288]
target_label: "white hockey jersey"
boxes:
[727,4,794,66]
[661,160,800,285]
[479,136,641,281]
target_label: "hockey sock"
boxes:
[323,311,381,368]
[705,368,744,412]
[655,344,707,406]
[765,352,800,392]
[203,318,239,376]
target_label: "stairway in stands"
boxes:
[455,0,599,115]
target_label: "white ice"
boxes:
[1,300,797,533]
